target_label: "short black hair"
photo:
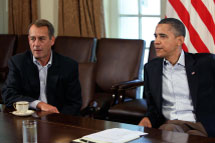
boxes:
[28,19,55,39]
[158,18,186,37]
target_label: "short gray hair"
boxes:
[28,19,55,39]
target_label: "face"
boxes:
[28,25,55,65]
[154,24,184,62]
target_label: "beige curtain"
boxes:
[8,0,38,35]
[58,0,105,38]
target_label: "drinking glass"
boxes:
[22,120,37,143]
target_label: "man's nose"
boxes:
[34,38,40,46]
[154,37,160,45]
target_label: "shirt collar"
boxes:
[164,50,185,67]
[33,50,53,67]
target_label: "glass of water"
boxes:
[22,120,37,143]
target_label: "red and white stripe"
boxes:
[166,0,215,53]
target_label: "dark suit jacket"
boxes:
[2,50,82,115]
[144,52,215,137]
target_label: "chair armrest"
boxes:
[111,79,141,90]
[111,79,143,95]
[118,80,144,91]
[80,101,98,117]
[110,79,142,104]
[115,80,144,103]
[81,97,114,119]
[83,80,144,118]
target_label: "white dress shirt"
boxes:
[162,51,196,122]
[29,51,52,109]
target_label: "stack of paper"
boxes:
[77,128,147,143]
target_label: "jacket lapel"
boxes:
[25,51,40,96]
[150,58,163,111]
[46,52,60,102]
[185,52,198,110]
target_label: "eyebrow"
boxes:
[29,36,47,38]
[154,33,167,37]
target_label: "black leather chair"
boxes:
[53,36,97,63]
[0,34,17,103]
[148,41,156,61]
[108,41,157,124]
[53,36,98,116]
[89,38,145,119]
[14,34,30,54]
[78,63,96,116]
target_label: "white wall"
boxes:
[161,0,167,18]
[103,0,119,38]
[0,0,8,34]
[38,0,59,36]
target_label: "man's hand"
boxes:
[36,102,60,113]
[138,117,152,128]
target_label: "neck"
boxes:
[38,59,49,66]
[37,52,51,66]
[166,49,182,65]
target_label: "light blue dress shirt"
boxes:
[162,51,196,122]
[29,51,53,109]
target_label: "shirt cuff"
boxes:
[30,100,41,109]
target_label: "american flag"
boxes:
[166,0,215,53]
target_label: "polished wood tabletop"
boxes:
[0,105,215,143]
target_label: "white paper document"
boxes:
[80,128,148,143]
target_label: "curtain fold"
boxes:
[8,0,38,35]
[58,0,105,38]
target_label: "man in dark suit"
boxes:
[139,18,215,137]
[2,19,82,115]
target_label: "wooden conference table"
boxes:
[0,106,215,143]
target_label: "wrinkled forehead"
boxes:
[29,25,49,36]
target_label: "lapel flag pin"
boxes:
[191,72,195,75]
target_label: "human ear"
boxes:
[51,36,55,46]
[177,36,185,46]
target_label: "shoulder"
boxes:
[10,50,31,64]
[145,57,163,68]
[52,52,78,67]
[185,52,215,62]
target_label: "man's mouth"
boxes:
[155,47,162,50]
[34,50,42,54]
[34,49,42,52]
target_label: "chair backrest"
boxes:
[78,63,96,110]
[14,34,30,55]
[95,38,145,93]
[0,34,16,81]
[148,41,157,62]
[0,34,16,69]
[54,36,97,63]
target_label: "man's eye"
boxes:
[30,37,35,41]
[39,37,46,41]
[160,35,167,38]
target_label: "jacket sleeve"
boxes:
[2,58,36,107]
[143,64,165,128]
[60,62,82,115]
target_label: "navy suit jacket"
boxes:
[144,52,215,137]
[2,50,82,115]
